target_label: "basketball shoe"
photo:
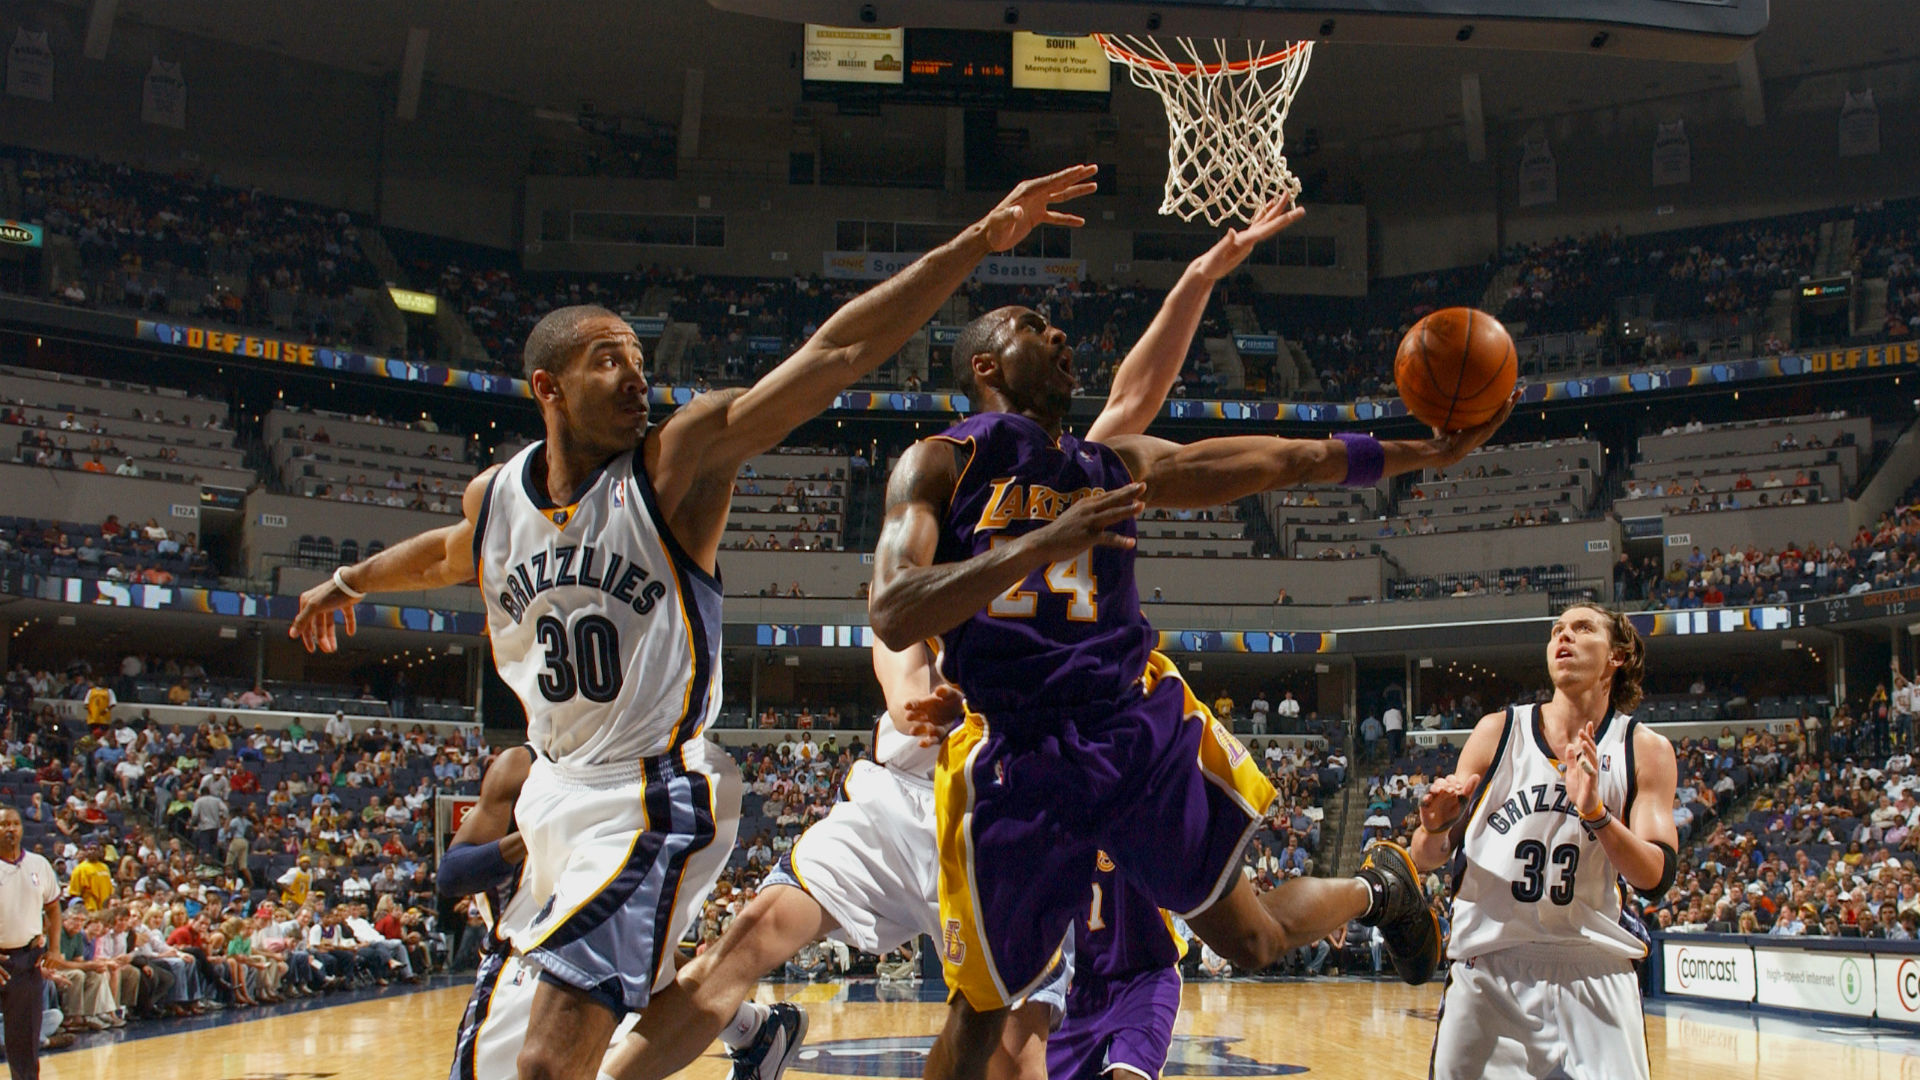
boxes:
[728,1001,810,1080]
[1356,839,1441,985]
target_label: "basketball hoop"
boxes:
[1093,34,1314,227]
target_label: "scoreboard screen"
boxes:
[905,29,1011,88]
[803,25,1109,110]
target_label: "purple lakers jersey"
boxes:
[1080,850,1183,980]
[930,412,1152,718]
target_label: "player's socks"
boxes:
[719,1001,772,1050]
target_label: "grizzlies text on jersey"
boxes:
[476,441,722,765]
[1447,703,1647,961]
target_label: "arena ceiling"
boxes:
[90,0,1920,145]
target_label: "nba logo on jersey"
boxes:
[943,919,966,964]
[1600,753,1612,772]
[612,479,626,509]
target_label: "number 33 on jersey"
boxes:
[477,443,722,765]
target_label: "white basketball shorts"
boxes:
[448,948,540,1080]
[1430,945,1649,1080]
[511,738,743,1014]
[761,759,940,956]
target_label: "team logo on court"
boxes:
[941,919,965,964]
[789,1035,1306,1076]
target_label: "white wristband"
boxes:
[331,567,366,600]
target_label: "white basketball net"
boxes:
[1095,35,1315,227]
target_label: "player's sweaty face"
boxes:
[565,318,649,448]
[1547,607,1615,684]
[996,309,1074,421]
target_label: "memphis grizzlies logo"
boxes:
[791,1036,1305,1076]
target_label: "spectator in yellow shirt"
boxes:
[70,843,114,911]
[85,683,115,727]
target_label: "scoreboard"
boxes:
[804,25,1110,109]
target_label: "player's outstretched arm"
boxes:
[1106,390,1517,509]
[436,746,531,898]
[287,466,499,653]
[1086,196,1302,443]
[1409,711,1503,872]
[664,165,1098,478]
[867,440,1143,650]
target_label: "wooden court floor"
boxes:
[34,976,1920,1080]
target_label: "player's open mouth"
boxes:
[1554,647,1575,660]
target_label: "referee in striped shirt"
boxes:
[0,807,60,1079]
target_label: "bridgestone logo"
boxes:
[1676,951,1740,986]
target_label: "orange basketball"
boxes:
[1393,307,1518,432]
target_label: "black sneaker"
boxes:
[1356,839,1441,986]
[728,1002,810,1080]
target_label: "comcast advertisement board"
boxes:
[1663,941,1755,1003]
[1753,945,1875,1017]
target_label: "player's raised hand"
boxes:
[899,684,966,746]
[1563,720,1602,815]
[982,164,1100,252]
[1430,387,1521,466]
[289,575,359,653]
[1190,195,1304,281]
[1024,482,1144,564]
[1419,772,1481,832]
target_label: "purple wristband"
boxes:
[1333,433,1385,488]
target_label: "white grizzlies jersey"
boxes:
[476,442,722,765]
[1896,683,1917,719]
[1448,703,1646,963]
[871,711,939,786]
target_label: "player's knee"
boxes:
[516,1041,571,1080]
[1213,926,1286,971]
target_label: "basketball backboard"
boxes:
[704,0,1767,61]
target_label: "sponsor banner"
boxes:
[141,57,186,129]
[1517,125,1556,207]
[136,320,532,399]
[0,572,484,635]
[1652,118,1690,186]
[1158,629,1334,655]
[1233,334,1280,356]
[0,220,43,248]
[1663,941,1755,1002]
[626,316,668,338]
[7,28,53,102]
[748,335,785,354]
[1840,89,1880,158]
[1875,954,1920,1024]
[387,286,438,315]
[116,317,1920,425]
[929,325,962,347]
[822,250,1085,285]
[803,24,906,84]
[1010,33,1111,93]
[1754,945,1874,1017]
[754,623,878,649]
[1630,606,1794,637]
